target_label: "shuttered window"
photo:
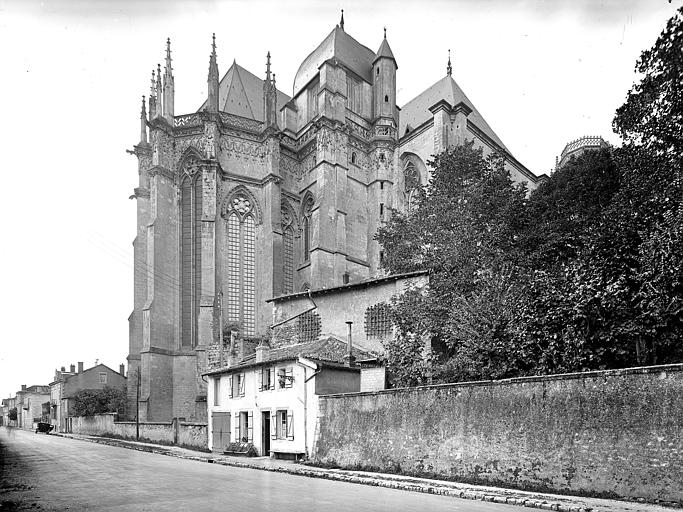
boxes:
[275,409,294,440]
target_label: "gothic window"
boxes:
[351,152,357,165]
[281,205,295,294]
[404,161,422,212]
[297,310,321,343]
[346,77,362,114]
[364,303,393,339]
[302,194,314,262]
[180,167,203,348]
[384,95,389,103]
[225,193,257,336]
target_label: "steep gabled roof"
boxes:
[399,75,509,152]
[268,336,376,364]
[293,26,376,96]
[373,37,397,66]
[197,61,290,122]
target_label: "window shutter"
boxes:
[257,369,263,391]
[286,411,294,440]
[239,374,245,396]
[228,375,234,398]
[270,411,277,440]
[234,412,240,442]
[285,368,293,388]
[269,368,275,390]
[247,411,253,442]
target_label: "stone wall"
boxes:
[313,364,683,504]
[67,413,208,450]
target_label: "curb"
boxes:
[55,434,594,511]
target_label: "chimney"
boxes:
[344,321,356,367]
[255,339,270,363]
[119,364,125,376]
[21,384,26,391]
[78,362,84,373]
[70,364,75,373]
[60,366,66,372]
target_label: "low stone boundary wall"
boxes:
[313,364,683,504]
[66,413,207,450]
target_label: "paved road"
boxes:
[0,427,519,511]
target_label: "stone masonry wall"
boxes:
[313,364,683,504]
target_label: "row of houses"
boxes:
[1,362,127,432]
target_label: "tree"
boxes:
[70,387,127,417]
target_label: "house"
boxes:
[48,365,77,432]
[206,336,373,458]
[61,362,127,431]
[3,396,17,427]
[15,385,50,430]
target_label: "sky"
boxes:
[0,0,679,400]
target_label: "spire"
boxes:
[207,33,219,112]
[447,49,452,76]
[263,51,277,128]
[149,69,157,121]
[163,38,174,120]
[139,95,148,144]
[155,63,162,118]
[266,51,272,83]
[383,26,386,39]
[340,9,344,31]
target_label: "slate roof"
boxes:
[197,61,290,122]
[399,75,509,152]
[374,37,396,65]
[294,26,376,96]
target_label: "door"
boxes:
[261,411,271,456]
[211,412,231,451]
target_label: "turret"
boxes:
[263,52,277,128]
[372,28,397,124]
[162,38,174,121]
[207,33,219,113]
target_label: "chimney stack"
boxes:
[70,364,75,373]
[345,321,356,367]
[255,339,270,363]
[78,362,84,374]
[60,366,66,372]
[119,364,125,376]
[21,384,26,391]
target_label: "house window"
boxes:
[364,302,393,338]
[235,411,253,443]
[276,410,294,440]
[213,378,221,406]
[277,367,293,389]
[180,163,203,348]
[302,194,314,261]
[229,373,246,398]
[259,367,275,391]
[99,373,107,384]
[225,194,257,335]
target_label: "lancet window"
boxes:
[225,194,257,336]
[404,161,422,212]
[281,205,295,294]
[180,165,203,348]
[302,195,314,262]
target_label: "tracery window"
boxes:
[225,194,257,335]
[281,206,294,294]
[180,166,203,348]
[364,303,393,339]
[302,195,314,262]
[404,161,422,212]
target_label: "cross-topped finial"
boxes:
[383,26,387,39]
[266,51,272,82]
[340,9,344,30]
[447,49,452,76]
[150,70,156,96]
[212,33,216,53]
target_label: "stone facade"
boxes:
[15,385,50,430]
[128,22,544,422]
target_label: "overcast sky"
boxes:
[0,0,678,400]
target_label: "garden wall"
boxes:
[66,413,207,450]
[313,364,683,504]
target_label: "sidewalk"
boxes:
[55,432,674,512]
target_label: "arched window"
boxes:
[404,161,422,212]
[351,152,357,165]
[281,205,295,294]
[302,194,314,262]
[180,165,203,348]
[225,193,258,335]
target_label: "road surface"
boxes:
[0,427,519,511]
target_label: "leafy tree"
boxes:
[70,386,127,417]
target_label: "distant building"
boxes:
[61,362,127,432]
[15,385,50,430]
[48,365,76,432]
[555,136,609,171]
[3,396,17,427]
[128,16,543,423]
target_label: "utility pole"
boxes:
[136,368,140,440]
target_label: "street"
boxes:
[0,428,518,511]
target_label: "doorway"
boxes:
[261,411,271,456]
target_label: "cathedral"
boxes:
[128,15,543,422]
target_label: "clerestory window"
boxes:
[180,163,203,348]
